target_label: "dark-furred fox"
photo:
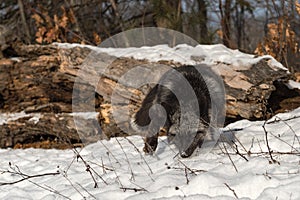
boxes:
[134,64,225,157]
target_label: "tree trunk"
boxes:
[197,0,209,44]
[152,0,182,31]
[220,0,232,48]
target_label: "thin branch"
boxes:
[271,116,300,147]
[116,138,135,181]
[224,183,239,199]
[222,143,238,173]
[219,128,249,162]
[218,151,300,156]
[177,159,197,175]
[18,0,31,43]
[62,172,87,199]
[0,170,59,186]
[106,151,124,191]
[125,137,153,175]
[266,115,300,124]
[0,163,71,199]
[99,139,120,164]
[76,183,97,200]
[73,148,107,187]
[262,121,278,164]
[87,160,114,172]
[129,181,149,193]
[184,167,189,184]
[233,143,249,162]
[38,184,72,200]
[268,131,300,153]
[171,166,207,173]
[120,187,147,192]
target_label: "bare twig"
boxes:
[262,121,278,164]
[248,137,255,155]
[101,157,107,174]
[106,152,124,191]
[99,140,120,164]
[120,187,147,192]
[0,171,60,186]
[76,183,98,199]
[218,151,300,157]
[222,143,238,173]
[266,115,300,124]
[0,163,70,199]
[73,148,107,187]
[39,184,72,200]
[171,166,207,173]
[257,169,300,179]
[224,183,239,199]
[0,164,60,186]
[177,159,197,175]
[271,116,300,148]
[184,167,189,184]
[130,181,149,193]
[219,129,249,162]
[232,133,248,153]
[62,172,87,199]
[268,131,300,153]
[125,137,153,175]
[88,159,114,172]
[116,138,135,181]
[233,143,249,162]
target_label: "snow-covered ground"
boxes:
[0,107,300,200]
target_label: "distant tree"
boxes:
[219,0,232,48]
[255,0,300,72]
[151,0,182,31]
[182,0,211,44]
[198,0,209,43]
[232,0,253,50]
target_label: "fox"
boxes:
[134,64,225,157]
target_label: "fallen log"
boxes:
[0,112,100,148]
[0,43,298,148]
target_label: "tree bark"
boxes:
[220,0,232,48]
[197,0,209,44]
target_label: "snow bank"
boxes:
[55,43,287,71]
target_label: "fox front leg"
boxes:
[143,133,159,154]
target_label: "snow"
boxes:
[0,108,300,199]
[286,80,300,90]
[0,112,99,126]
[0,111,41,126]
[54,43,288,71]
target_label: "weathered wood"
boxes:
[214,59,291,120]
[0,112,101,149]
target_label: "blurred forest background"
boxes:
[1,0,300,72]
